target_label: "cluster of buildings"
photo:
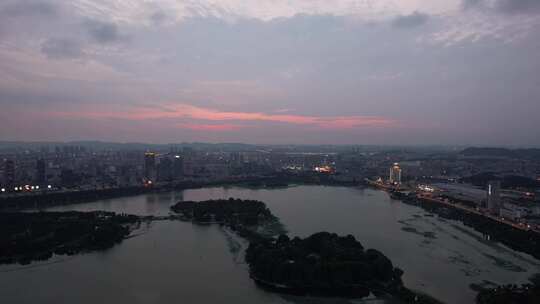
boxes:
[1,145,539,225]
[370,159,540,229]
[0,145,342,193]
[415,180,540,229]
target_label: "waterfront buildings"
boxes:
[389,163,402,185]
[487,180,501,215]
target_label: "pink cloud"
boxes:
[48,103,398,130]
[177,123,243,131]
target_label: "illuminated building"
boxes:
[144,152,157,182]
[389,163,402,185]
[487,180,501,215]
[314,165,334,174]
[418,184,435,192]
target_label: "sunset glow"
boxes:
[0,0,539,145]
[49,103,397,131]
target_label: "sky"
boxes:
[1,0,539,146]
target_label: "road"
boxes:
[417,194,540,234]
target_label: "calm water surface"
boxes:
[1,185,538,304]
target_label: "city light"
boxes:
[1,188,5,192]
[418,185,435,192]
[283,165,302,171]
[47,185,52,189]
[314,165,333,173]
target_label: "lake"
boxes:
[0,185,537,304]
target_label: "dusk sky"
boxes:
[1,0,539,146]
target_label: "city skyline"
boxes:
[2,0,540,145]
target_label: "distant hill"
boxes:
[461,147,540,160]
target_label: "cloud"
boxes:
[41,38,83,60]
[177,123,243,132]
[462,0,484,9]
[1,1,540,145]
[49,103,398,130]
[83,19,124,43]
[150,11,167,25]
[462,0,540,14]
[273,108,295,113]
[496,0,540,14]
[392,11,429,28]
[65,1,431,24]
[0,0,57,18]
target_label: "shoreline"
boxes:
[5,177,539,263]
[363,181,540,261]
[0,174,359,211]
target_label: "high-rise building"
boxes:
[487,180,501,215]
[144,152,157,182]
[389,163,402,185]
[173,155,184,180]
[157,157,173,182]
[3,159,15,186]
[36,158,46,184]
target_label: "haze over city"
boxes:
[1,0,540,146]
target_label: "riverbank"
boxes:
[415,196,540,260]
[364,182,540,261]
[0,173,359,211]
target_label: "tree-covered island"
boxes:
[170,198,284,239]
[171,199,440,303]
[0,211,139,265]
